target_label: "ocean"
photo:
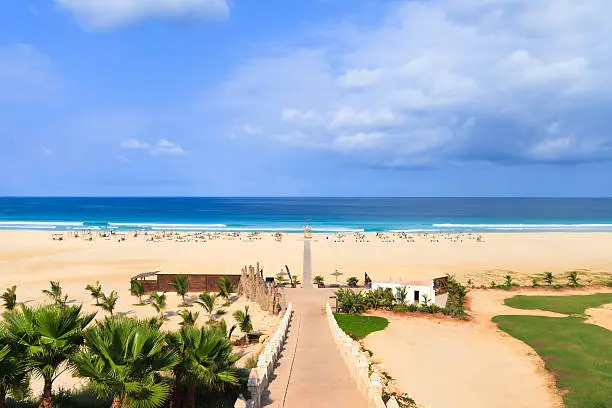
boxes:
[1,197,612,233]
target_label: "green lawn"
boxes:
[504,293,612,315]
[494,293,612,408]
[333,313,389,339]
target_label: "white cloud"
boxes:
[120,139,149,149]
[204,0,612,166]
[55,0,229,29]
[120,139,185,156]
[329,108,402,129]
[332,132,385,151]
[151,139,185,155]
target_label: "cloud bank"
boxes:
[55,0,229,29]
[209,0,612,167]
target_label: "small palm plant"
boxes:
[1,285,17,311]
[346,276,359,287]
[504,274,513,288]
[85,281,103,306]
[314,275,325,287]
[170,275,190,306]
[42,281,68,306]
[232,306,253,334]
[150,292,167,319]
[568,271,580,287]
[421,294,430,307]
[178,310,199,327]
[217,276,234,306]
[396,286,408,304]
[544,272,554,286]
[98,290,119,316]
[130,279,145,305]
[72,317,178,408]
[3,304,95,408]
[195,292,218,321]
[166,325,239,408]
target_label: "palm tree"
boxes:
[195,292,217,321]
[98,290,119,316]
[42,281,67,306]
[1,286,17,311]
[149,292,167,319]
[568,271,580,287]
[544,272,554,286]
[217,276,234,306]
[396,286,408,305]
[166,326,239,408]
[232,306,253,334]
[3,304,95,408]
[170,275,190,307]
[85,281,103,306]
[130,280,145,305]
[0,327,28,408]
[178,310,199,327]
[208,319,236,340]
[72,317,178,408]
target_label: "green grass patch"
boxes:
[333,313,389,339]
[504,293,612,315]
[493,315,612,408]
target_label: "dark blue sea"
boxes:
[1,197,612,233]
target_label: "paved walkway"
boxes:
[262,289,368,408]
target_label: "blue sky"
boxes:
[1,0,612,196]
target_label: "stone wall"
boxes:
[234,303,293,408]
[325,303,403,408]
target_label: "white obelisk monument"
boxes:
[302,225,312,289]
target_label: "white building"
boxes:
[371,278,447,307]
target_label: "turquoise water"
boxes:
[1,197,612,232]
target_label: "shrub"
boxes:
[392,304,410,313]
[334,288,367,314]
[427,303,441,314]
[445,275,469,317]
[407,303,419,312]
[314,275,325,285]
[346,277,359,287]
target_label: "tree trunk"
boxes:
[0,388,7,408]
[110,395,122,408]
[184,384,196,408]
[170,381,183,408]
[38,380,53,408]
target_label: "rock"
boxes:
[231,334,247,346]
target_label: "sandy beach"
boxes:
[1,231,611,292]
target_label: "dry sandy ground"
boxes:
[364,288,612,408]
[0,231,611,287]
[586,303,612,331]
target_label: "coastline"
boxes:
[1,230,611,288]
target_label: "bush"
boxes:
[346,276,359,287]
[334,288,367,314]
[392,304,410,313]
[407,303,419,312]
[446,275,469,317]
